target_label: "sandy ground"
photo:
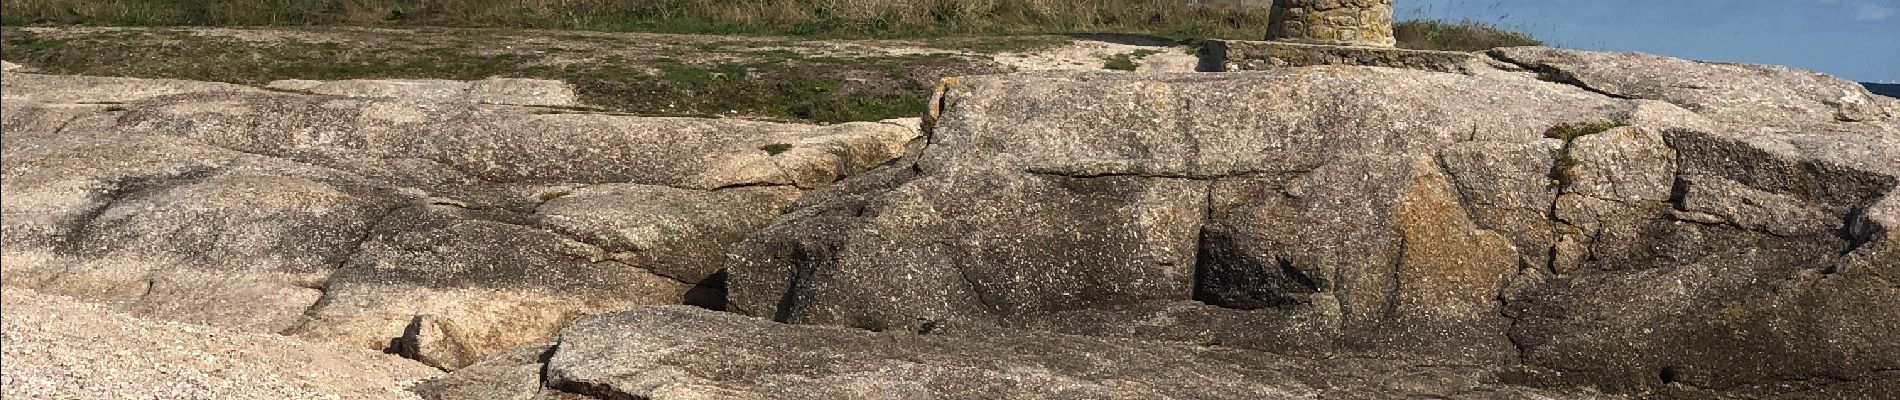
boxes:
[1,288,440,399]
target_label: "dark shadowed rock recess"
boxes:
[3,45,1897,399]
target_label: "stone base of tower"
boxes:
[1199,40,1480,73]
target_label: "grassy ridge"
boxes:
[1,27,1027,123]
[1,0,1540,50]
[0,0,1273,39]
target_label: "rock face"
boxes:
[522,306,1590,399]
[0,73,921,370]
[1267,0,1396,47]
[5,44,1898,400]
[729,47,1900,397]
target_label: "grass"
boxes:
[0,0,1276,40]
[1102,49,1163,71]
[1392,19,1542,51]
[1545,120,1629,189]
[0,27,1012,123]
[0,0,1537,51]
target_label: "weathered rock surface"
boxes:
[265,77,584,107]
[2,71,262,104]
[1202,39,1478,73]
[1,79,920,370]
[730,47,1900,397]
[733,65,1631,362]
[1490,46,1900,133]
[520,306,1601,399]
[5,44,1897,400]
[410,345,549,400]
[1,288,439,399]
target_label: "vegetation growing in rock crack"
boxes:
[1545,120,1630,189]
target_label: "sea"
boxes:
[1864,82,1900,99]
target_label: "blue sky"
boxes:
[1395,0,1900,82]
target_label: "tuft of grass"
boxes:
[760,143,794,155]
[1102,49,1163,71]
[1545,120,1629,189]
[1393,19,1542,52]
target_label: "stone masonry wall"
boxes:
[1267,0,1396,47]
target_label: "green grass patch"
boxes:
[1102,49,1163,71]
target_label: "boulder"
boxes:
[731,67,1634,363]
[729,48,1900,397]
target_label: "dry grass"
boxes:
[1393,18,1541,51]
[1,0,1275,39]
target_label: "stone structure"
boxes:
[1199,39,1478,72]
[1267,0,1396,47]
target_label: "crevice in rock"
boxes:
[1432,151,1486,225]
[548,380,644,400]
[1484,52,1636,101]
[1497,289,1530,366]
[770,246,811,323]
[708,181,797,191]
[534,342,560,391]
[949,245,1003,316]
[279,203,407,335]
[1831,193,1891,259]
[682,270,728,310]
[1023,166,1310,181]
[43,108,88,136]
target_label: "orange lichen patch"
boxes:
[1391,158,1516,320]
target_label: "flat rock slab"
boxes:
[536,306,1601,400]
[0,72,262,104]
[1200,40,1480,73]
[0,288,438,399]
[265,77,583,107]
